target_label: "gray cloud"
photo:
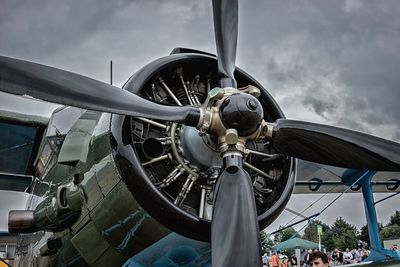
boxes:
[393,131,400,141]
[302,95,337,120]
[237,0,400,140]
[0,0,214,84]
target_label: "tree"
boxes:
[303,221,318,243]
[380,210,400,240]
[388,210,400,226]
[321,228,336,251]
[335,229,359,250]
[381,224,400,240]
[274,226,300,243]
[302,220,336,251]
[260,231,274,252]
[360,223,383,247]
[303,220,329,243]
[330,217,359,250]
[359,224,370,247]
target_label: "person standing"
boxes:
[343,248,353,264]
[291,254,298,267]
[331,248,343,266]
[282,257,288,267]
[300,249,307,266]
[354,248,363,263]
[303,249,312,267]
[262,253,270,267]
[270,252,279,267]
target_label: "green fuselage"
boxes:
[15,111,169,267]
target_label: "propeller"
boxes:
[270,119,400,171]
[2,0,400,266]
[212,155,261,267]
[211,0,262,266]
[209,7,400,266]
[0,56,200,126]
[212,0,238,88]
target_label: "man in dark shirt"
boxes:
[331,248,343,265]
[303,249,312,267]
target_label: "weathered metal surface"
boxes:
[90,181,169,258]
[70,221,111,265]
[14,110,170,266]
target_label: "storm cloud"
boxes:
[238,0,400,140]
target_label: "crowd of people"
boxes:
[262,251,329,267]
[261,245,399,267]
[328,247,369,265]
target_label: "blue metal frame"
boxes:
[342,170,400,262]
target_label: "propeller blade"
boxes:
[271,119,400,171]
[212,0,238,88]
[212,155,261,267]
[0,56,200,125]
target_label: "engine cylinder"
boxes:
[111,51,296,241]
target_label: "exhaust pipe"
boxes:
[8,210,37,233]
[8,182,85,233]
[142,137,165,159]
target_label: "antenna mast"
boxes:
[110,60,113,85]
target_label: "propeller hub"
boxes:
[219,94,263,136]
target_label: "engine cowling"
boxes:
[111,50,296,242]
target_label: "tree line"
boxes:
[260,210,400,252]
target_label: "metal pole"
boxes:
[110,60,113,85]
[318,234,321,251]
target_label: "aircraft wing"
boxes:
[0,110,48,192]
[294,159,400,194]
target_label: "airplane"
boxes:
[1,108,400,267]
[1,0,400,266]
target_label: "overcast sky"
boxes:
[1,0,400,233]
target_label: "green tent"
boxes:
[271,237,322,251]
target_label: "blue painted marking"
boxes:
[117,215,146,253]
[102,209,151,253]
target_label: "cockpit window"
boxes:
[0,122,37,174]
